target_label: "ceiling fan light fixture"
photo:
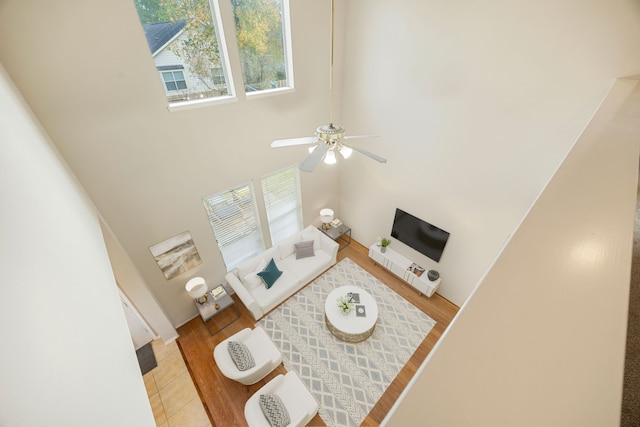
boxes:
[323,149,337,165]
[316,124,345,143]
[339,145,352,159]
[269,0,386,172]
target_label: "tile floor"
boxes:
[143,339,211,427]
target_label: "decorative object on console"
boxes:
[427,270,440,281]
[211,284,227,300]
[369,243,442,297]
[376,236,391,253]
[320,208,334,230]
[409,262,425,277]
[185,276,209,304]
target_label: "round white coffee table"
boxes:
[324,285,378,343]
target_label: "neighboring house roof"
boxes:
[143,20,185,55]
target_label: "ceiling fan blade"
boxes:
[343,135,379,140]
[271,136,318,148]
[343,143,387,163]
[299,143,329,173]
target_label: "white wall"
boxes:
[383,77,640,426]
[339,0,640,305]
[0,0,339,326]
[0,0,639,322]
[100,218,178,343]
[0,66,154,426]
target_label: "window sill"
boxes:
[167,95,238,112]
[246,86,295,100]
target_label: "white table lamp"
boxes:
[320,208,334,230]
[186,277,209,304]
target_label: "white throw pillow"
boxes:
[243,259,266,290]
[263,246,280,262]
[278,234,301,259]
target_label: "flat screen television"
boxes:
[390,208,450,262]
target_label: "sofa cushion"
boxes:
[280,250,331,286]
[259,393,290,427]
[227,341,256,371]
[257,258,283,289]
[294,240,315,259]
[243,259,267,290]
[251,266,298,313]
[237,247,279,280]
[278,234,301,259]
[301,228,322,251]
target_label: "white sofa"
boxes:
[225,225,339,320]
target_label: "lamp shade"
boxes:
[185,277,208,299]
[339,145,352,159]
[323,149,337,164]
[320,208,334,224]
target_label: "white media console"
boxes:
[368,243,441,297]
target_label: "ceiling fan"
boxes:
[270,0,387,173]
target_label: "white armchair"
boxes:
[244,371,319,427]
[213,327,283,385]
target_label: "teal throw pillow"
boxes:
[257,258,282,289]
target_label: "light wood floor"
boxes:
[176,238,459,426]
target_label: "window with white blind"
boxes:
[203,182,265,271]
[261,166,303,245]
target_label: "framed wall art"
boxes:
[149,231,202,280]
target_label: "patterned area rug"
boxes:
[258,258,435,427]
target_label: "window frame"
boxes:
[238,0,295,99]
[133,0,237,111]
[167,0,237,111]
[161,70,188,92]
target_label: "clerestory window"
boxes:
[231,0,293,95]
[134,0,233,104]
[133,0,292,107]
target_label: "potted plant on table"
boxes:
[336,294,354,314]
[376,237,391,253]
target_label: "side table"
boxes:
[319,223,352,250]
[193,285,240,335]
